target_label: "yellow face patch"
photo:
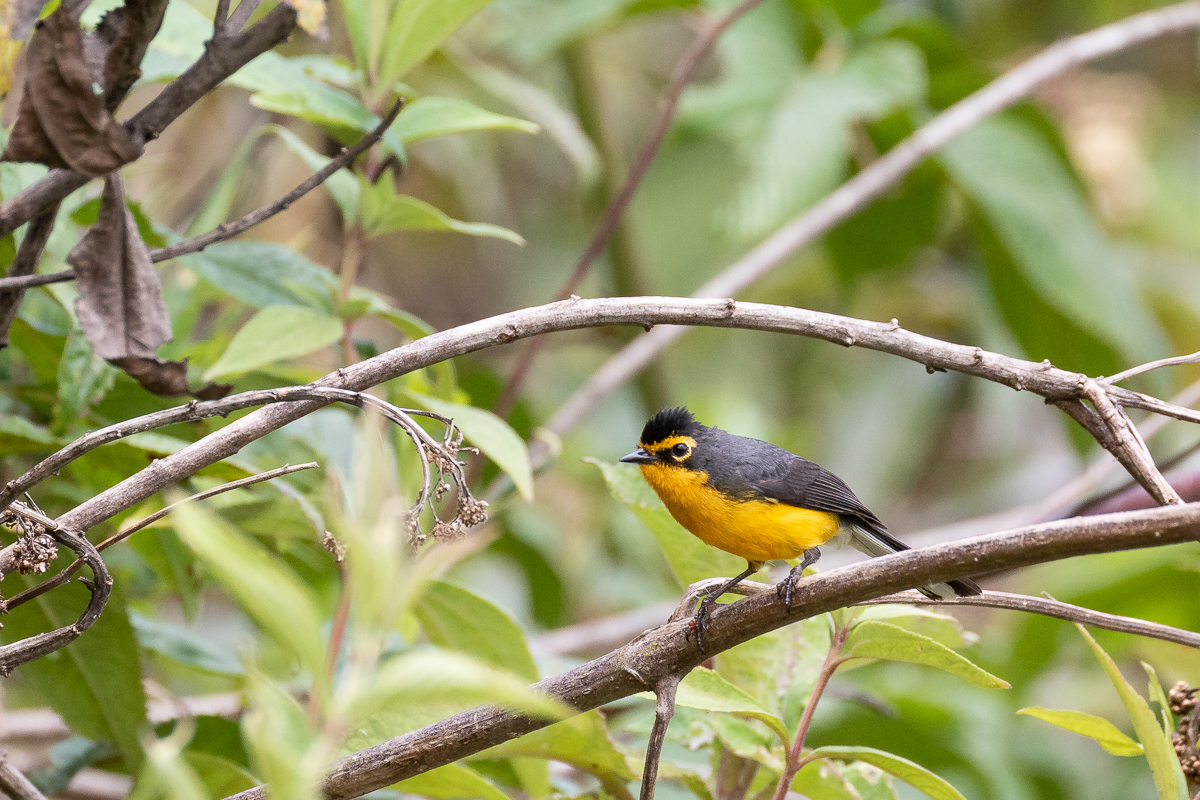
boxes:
[641,435,697,463]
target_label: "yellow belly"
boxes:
[639,463,839,563]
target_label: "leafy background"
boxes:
[1,0,1199,799]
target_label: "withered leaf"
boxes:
[2,5,141,176]
[68,174,170,360]
[110,356,232,400]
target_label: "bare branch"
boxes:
[543,1,1200,442]
[220,502,1200,800]
[0,270,76,291]
[0,4,299,236]
[149,99,404,262]
[640,674,682,800]
[0,749,49,800]
[495,0,769,415]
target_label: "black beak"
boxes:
[620,447,655,465]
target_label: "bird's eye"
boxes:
[672,442,690,458]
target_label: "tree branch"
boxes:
[7,295,1194,540]
[220,502,1200,800]
[0,749,49,800]
[0,4,299,236]
[542,1,1200,443]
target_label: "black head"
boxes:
[620,407,703,466]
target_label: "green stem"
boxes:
[770,621,849,800]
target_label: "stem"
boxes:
[770,621,849,800]
[311,568,352,727]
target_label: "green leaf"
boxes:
[791,759,864,800]
[267,125,361,222]
[1076,625,1188,800]
[359,180,525,244]
[852,605,977,649]
[171,503,327,686]
[129,528,201,623]
[407,391,534,501]
[483,710,636,786]
[1143,662,1175,736]
[0,579,147,772]
[392,763,510,800]
[940,116,1167,369]
[378,0,496,88]
[242,674,322,800]
[715,616,829,729]
[805,746,966,800]
[249,85,377,135]
[131,614,243,676]
[204,305,344,381]
[586,458,749,588]
[51,331,117,436]
[345,650,565,726]
[180,241,337,309]
[392,96,538,144]
[666,667,789,745]
[1017,707,1143,756]
[187,133,260,236]
[183,752,259,799]
[0,415,59,453]
[841,621,1009,689]
[415,580,538,682]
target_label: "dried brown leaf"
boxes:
[68,174,170,359]
[110,356,232,399]
[1,6,141,175]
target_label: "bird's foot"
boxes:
[776,548,821,611]
[691,595,718,654]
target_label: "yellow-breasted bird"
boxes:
[621,407,980,647]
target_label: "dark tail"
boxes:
[846,522,982,599]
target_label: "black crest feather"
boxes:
[640,406,697,445]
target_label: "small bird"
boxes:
[621,407,980,648]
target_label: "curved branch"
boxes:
[544,1,1200,441]
[220,501,1200,800]
[0,527,111,675]
[11,295,1191,536]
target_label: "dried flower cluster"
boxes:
[1169,680,1199,783]
[0,503,59,575]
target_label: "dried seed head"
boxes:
[321,532,346,563]
[1169,680,1196,715]
[430,520,464,542]
[12,532,58,574]
[458,498,488,528]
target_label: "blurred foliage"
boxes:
[2,0,1200,799]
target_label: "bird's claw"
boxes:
[691,595,718,654]
[776,564,805,611]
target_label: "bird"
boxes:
[620,406,981,650]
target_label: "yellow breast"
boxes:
[638,463,839,564]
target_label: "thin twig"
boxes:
[150,100,404,263]
[494,0,768,417]
[640,674,682,800]
[0,463,319,613]
[225,0,262,36]
[0,271,76,291]
[861,590,1200,649]
[0,749,49,800]
[542,1,1200,443]
[221,502,1200,800]
[214,0,232,38]
[1105,350,1200,385]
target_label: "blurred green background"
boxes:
[1,0,1199,798]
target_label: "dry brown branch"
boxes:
[0,4,299,236]
[0,749,48,800]
[495,0,769,416]
[7,296,1195,547]
[1106,350,1200,385]
[639,674,681,800]
[543,1,1200,444]
[0,463,318,613]
[220,502,1200,800]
